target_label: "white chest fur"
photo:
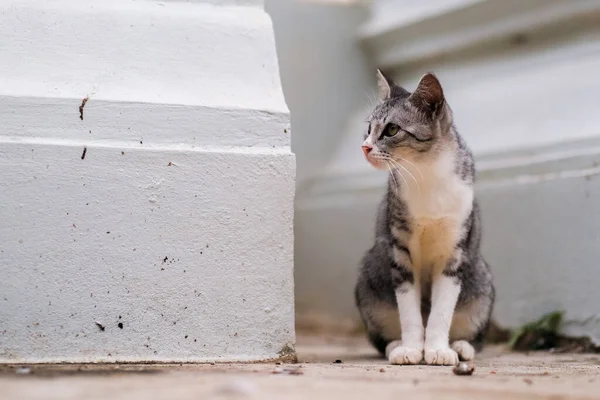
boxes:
[395,151,473,275]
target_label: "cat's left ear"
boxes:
[376,69,409,100]
[409,72,445,117]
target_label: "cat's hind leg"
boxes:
[355,272,423,365]
[449,283,495,361]
[355,288,401,357]
[355,231,425,365]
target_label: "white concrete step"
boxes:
[0,0,295,363]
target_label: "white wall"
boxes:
[0,0,295,363]
[265,0,375,324]
[265,0,374,187]
[478,162,600,343]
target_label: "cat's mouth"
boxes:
[364,153,389,171]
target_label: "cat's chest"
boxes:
[400,162,472,220]
[398,158,473,272]
[408,217,462,277]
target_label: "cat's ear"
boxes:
[376,69,408,100]
[409,72,445,116]
[376,69,393,99]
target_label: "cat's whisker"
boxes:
[385,163,399,196]
[379,158,396,188]
[367,89,380,108]
[398,157,425,184]
[389,158,420,200]
[364,90,376,109]
[383,157,410,197]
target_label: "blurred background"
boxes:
[266,0,600,343]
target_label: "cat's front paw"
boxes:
[451,340,475,361]
[388,346,423,365]
[424,347,459,365]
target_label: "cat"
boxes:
[354,70,495,365]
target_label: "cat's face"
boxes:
[362,71,451,170]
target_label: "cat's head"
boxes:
[362,70,453,170]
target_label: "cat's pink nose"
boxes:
[362,145,373,157]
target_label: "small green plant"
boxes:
[509,311,564,351]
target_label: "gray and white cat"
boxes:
[355,70,495,365]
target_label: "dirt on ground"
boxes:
[2,335,600,400]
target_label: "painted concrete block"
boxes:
[0,0,295,363]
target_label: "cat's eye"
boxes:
[383,124,400,137]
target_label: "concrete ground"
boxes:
[2,335,600,400]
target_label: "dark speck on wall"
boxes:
[79,97,88,120]
[163,256,168,263]
[118,322,124,329]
